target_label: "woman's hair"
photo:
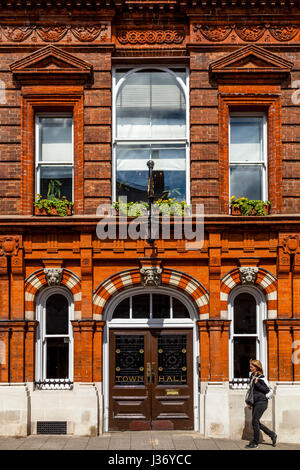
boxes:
[250,359,264,375]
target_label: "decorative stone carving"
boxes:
[269,25,299,41]
[140,266,162,287]
[2,26,32,42]
[239,267,258,285]
[36,26,68,42]
[282,235,300,254]
[72,25,107,42]
[0,236,20,257]
[235,25,266,41]
[117,30,184,45]
[44,268,63,286]
[194,24,232,41]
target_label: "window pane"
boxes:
[152,294,170,319]
[46,294,69,335]
[172,298,190,318]
[132,294,150,319]
[46,337,69,379]
[230,117,263,162]
[39,117,72,162]
[116,70,186,139]
[234,337,257,379]
[40,166,73,201]
[230,165,262,200]
[113,298,130,319]
[116,145,186,203]
[234,293,257,334]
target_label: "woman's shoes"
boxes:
[245,442,258,448]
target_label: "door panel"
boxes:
[109,329,194,431]
[151,330,193,430]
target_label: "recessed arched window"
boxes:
[36,287,74,388]
[113,67,189,203]
[228,286,267,383]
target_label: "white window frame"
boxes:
[228,285,267,388]
[35,286,74,389]
[112,66,190,203]
[229,112,268,203]
[35,113,74,201]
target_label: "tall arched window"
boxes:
[36,287,74,388]
[113,67,189,203]
[228,286,267,384]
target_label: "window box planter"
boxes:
[34,204,73,217]
[230,197,271,216]
[34,194,73,217]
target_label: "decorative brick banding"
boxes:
[220,268,277,319]
[93,268,209,319]
[25,269,81,320]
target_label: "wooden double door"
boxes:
[109,329,194,431]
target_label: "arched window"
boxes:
[112,292,190,320]
[228,286,267,384]
[113,67,189,203]
[36,287,73,388]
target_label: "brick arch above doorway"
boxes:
[93,268,209,319]
[25,268,81,320]
[220,267,277,319]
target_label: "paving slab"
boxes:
[194,438,219,450]
[39,436,70,450]
[86,437,111,450]
[62,437,89,450]
[108,437,131,450]
[172,436,197,450]
[213,439,241,451]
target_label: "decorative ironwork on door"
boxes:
[115,335,145,385]
[157,335,187,385]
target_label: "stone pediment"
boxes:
[209,44,293,83]
[10,45,93,85]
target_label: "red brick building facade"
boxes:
[0,0,300,442]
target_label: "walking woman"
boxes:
[245,359,277,449]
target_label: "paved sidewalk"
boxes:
[0,431,299,450]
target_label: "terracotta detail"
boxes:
[0,236,20,257]
[194,24,232,42]
[72,25,108,42]
[36,26,68,42]
[235,25,266,42]
[282,235,300,254]
[269,25,299,41]
[2,26,32,42]
[117,29,184,45]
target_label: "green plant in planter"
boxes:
[230,196,271,216]
[34,179,74,217]
[113,198,188,217]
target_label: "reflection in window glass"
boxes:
[229,116,266,200]
[230,165,262,200]
[115,68,187,204]
[116,144,186,202]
